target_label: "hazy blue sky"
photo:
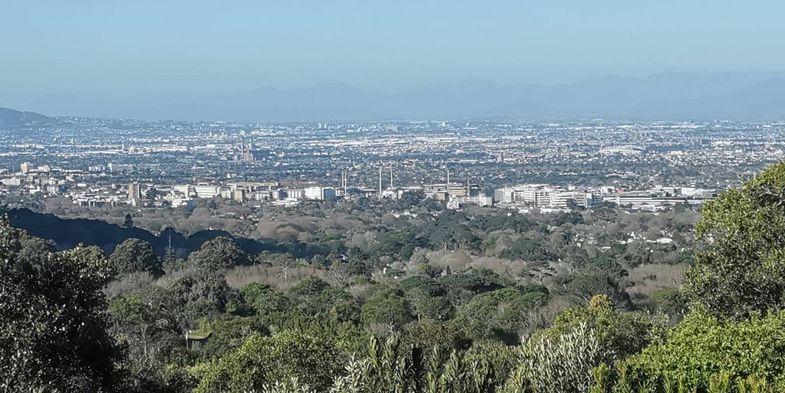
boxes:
[2,0,785,103]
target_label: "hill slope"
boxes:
[0,107,53,127]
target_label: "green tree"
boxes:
[563,270,630,307]
[194,315,270,360]
[402,319,470,354]
[288,277,357,321]
[123,213,134,228]
[536,295,665,363]
[685,162,785,319]
[501,236,553,261]
[651,287,689,321]
[454,286,548,343]
[189,236,249,272]
[399,276,454,321]
[193,330,344,392]
[240,282,296,322]
[438,268,506,294]
[108,285,187,391]
[110,238,162,275]
[597,309,785,392]
[0,219,121,391]
[361,288,413,330]
[168,270,239,328]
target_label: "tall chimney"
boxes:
[446,167,450,199]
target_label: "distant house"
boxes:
[185,329,211,350]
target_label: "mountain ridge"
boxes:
[0,107,54,127]
[14,71,785,122]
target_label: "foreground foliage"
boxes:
[594,309,785,392]
[685,162,785,319]
[0,220,120,391]
[197,322,605,393]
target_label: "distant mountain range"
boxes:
[0,107,53,127]
[11,71,785,122]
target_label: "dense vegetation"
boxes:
[7,163,785,391]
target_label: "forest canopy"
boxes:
[5,163,785,392]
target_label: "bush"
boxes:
[536,294,666,363]
[192,330,344,393]
[596,309,785,392]
[504,322,604,393]
[454,286,548,343]
[361,288,413,330]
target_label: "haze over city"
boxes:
[3,1,785,121]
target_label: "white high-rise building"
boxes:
[128,183,141,200]
[304,186,337,200]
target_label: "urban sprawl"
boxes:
[3,118,784,212]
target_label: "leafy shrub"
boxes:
[454,286,548,343]
[504,322,604,393]
[361,288,413,329]
[595,309,785,392]
[536,294,666,363]
[192,330,344,393]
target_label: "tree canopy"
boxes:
[110,238,162,276]
[0,219,121,391]
[685,162,785,319]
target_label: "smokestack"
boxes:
[390,166,393,189]
[379,166,383,199]
[446,167,450,199]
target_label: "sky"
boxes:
[2,0,785,105]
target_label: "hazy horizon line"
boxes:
[4,68,785,124]
[10,68,785,102]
